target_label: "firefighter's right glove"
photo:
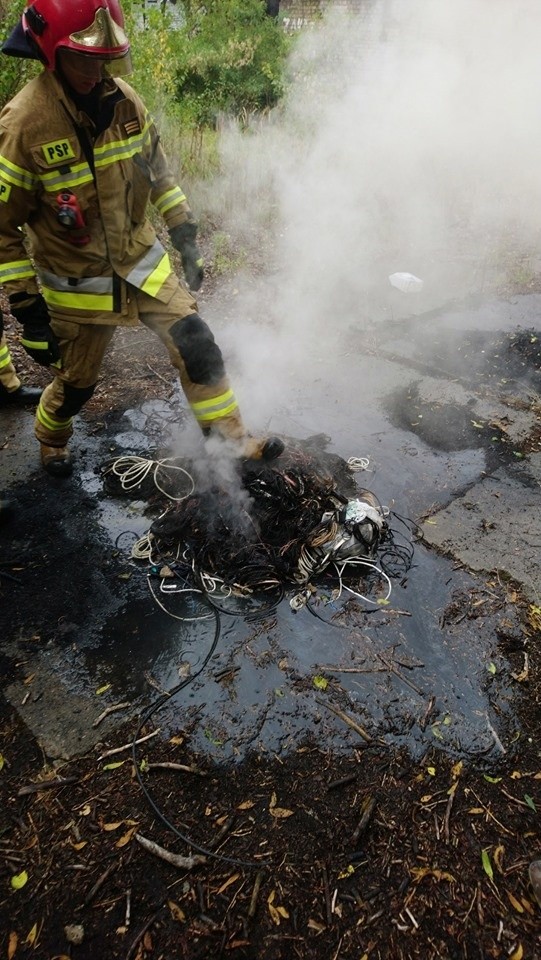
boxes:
[9,293,61,367]
[169,221,204,292]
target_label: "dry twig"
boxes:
[135,833,206,870]
[93,701,131,728]
[97,728,161,761]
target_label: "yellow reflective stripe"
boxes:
[42,286,114,312]
[155,186,186,215]
[191,389,239,423]
[21,336,47,349]
[37,402,72,431]
[140,252,171,297]
[0,259,35,283]
[39,162,94,192]
[93,119,151,169]
[0,154,37,191]
[0,344,12,369]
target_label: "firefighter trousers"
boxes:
[34,283,246,448]
[0,333,21,393]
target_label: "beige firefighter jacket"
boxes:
[0,70,193,324]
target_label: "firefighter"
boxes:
[0,308,42,406]
[0,0,284,477]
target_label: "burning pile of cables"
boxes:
[101,439,415,615]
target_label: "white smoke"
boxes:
[191,0,541,431]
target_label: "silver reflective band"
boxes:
[39,270,114,293]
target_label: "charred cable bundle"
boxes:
[142,445,389,595]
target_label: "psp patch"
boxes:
[41,139,76,165]
[0,179,11,202]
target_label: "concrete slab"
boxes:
[421,453,541,604]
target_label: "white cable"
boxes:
[333,557,392,605]
[107,455,195,501]
[146,575,213,621]
[347,456,370,472]
[131,533,154,560]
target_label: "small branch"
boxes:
[135,833,206,870]
[125,904,165,960]
[97,729,161,761]
[316,698,376,744]
[147,761,209,777]
[248,870,265,919]
[443,783,457,843]
[375,651,425,697]
[146,363,171,385]
[93,702,131,728]
[83,861,117,907]
[17,776,79,797]
[351,796,377,846]
[321,863,332,926]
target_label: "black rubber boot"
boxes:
[0,384,42,406]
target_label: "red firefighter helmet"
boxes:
[19,0,131,74]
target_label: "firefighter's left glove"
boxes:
[9,293,61,367]
[169,221,204,292]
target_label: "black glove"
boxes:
[9,292,61,367]
[169,221,204,292]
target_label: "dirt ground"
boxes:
[1,303,541,960]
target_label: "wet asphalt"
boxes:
[0,289,539,765]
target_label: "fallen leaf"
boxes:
[237,800,255,810]
[307,918,326,933]
[312,675,328,691]
[24,923,38,946]
[411,867,455,883]
[102,760,126,771]
[493,845,505,873]
[0,754,5,772]
[509,944,523,960]
[11,871,28,890]
[8,931,17,960]
[217,873,241,895]
[71,841,87,851]
[169,735,184,745]
[524,794,537,812]
[167,901,185,922]
[267,890,288,925]
[102,821,123,831]
[506,890,524,913]
[115,826,137,848]
[269,792,294,818]
[481,848,493,880]
[96,684,111,695]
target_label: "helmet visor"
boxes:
[59,47,132,79]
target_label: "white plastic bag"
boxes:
[389,272,424,293]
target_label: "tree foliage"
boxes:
[0,0,40,109]
[124,0,291,127]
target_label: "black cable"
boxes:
[131,600,272,869]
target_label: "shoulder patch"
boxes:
[41,139,76,165]
[124,118,141,137]
[0,180,11,202]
